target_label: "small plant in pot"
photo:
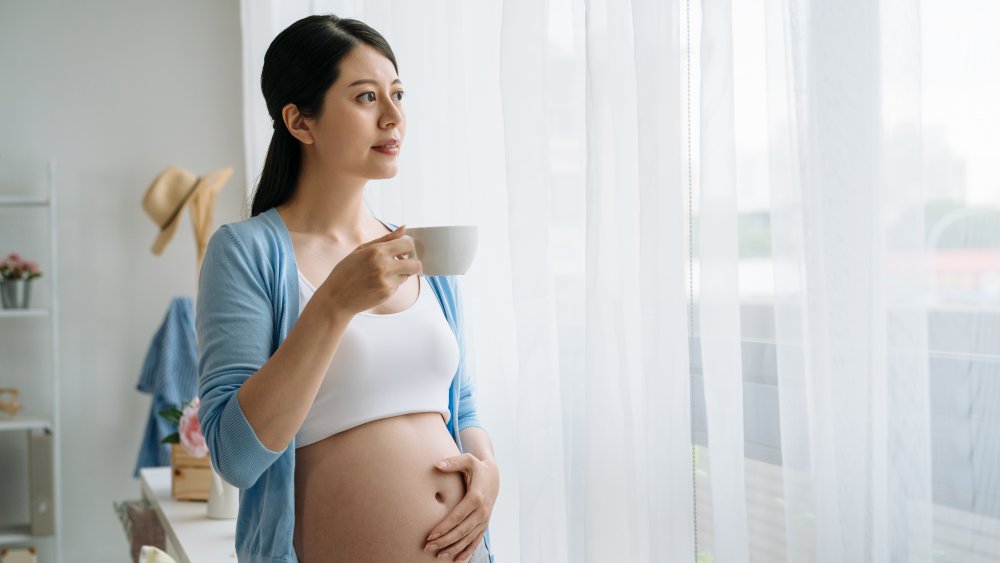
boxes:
[159,397,213,501]
[0,252,42,309]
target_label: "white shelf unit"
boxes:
[0,309,49,319]
[0,524,34,545]
[0,158,61,563]
[0,416,52,432]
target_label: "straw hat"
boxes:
[142,165,233,255]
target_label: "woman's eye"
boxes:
[358,91,404,103]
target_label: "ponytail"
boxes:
[251,123,300,217]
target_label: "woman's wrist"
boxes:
[311,291,353,325]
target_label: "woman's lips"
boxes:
[372,145,399,156]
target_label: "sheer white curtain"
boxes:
[239,1,694,561]
[578,0,694,561]
[693,0,1000,560]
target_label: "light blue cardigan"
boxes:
[196,207,495,563]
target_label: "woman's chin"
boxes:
[368,166,399,180]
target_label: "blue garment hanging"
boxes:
[132,296,199,477]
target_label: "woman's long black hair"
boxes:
[250,14,398,217]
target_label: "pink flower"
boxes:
[178,397,208,458]
[0,253,42,280]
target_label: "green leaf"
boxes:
[158,407,182,426]
[160,432,180,445]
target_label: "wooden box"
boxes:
[0,547,38,563]
[170,444,211,501]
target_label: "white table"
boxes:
[139,467,238,563]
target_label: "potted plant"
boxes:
[159,398,211,500]
[158,398,238,516]
[0,253,42,309]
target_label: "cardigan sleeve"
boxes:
[452,275,485,433]
[196,226,283,489]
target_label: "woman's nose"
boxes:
[380,101,403,128]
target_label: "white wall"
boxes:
[0,1,245,561]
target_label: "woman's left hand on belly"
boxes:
[424,452,500,561]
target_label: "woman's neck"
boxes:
[278,166,379,246]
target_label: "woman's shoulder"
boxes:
[211,208,286,248]
[218,207,282,238]
[205,208,290,270]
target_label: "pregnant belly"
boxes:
[293,412,466,563]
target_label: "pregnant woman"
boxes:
[196,14,499,563]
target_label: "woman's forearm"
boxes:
[459,427,496,464]
[237,295,352,452]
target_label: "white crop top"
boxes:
[294,271,459,448]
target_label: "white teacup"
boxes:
[403,226,478,276]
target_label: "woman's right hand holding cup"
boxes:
[318,225,422,317]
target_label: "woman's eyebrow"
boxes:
[346,78,403,88]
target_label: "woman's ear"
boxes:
[282,103,315,145]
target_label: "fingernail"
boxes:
[426,544,438,552]
[438,553,449,559]
[428,533,441,541]
[437,461,448,468]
